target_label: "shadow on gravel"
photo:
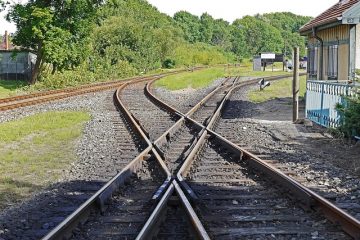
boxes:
[0,180,106,239]
[223,98,305,121]
[186,142,349,239]
[0,156,167,240]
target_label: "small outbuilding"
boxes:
[299,0,360,128]
[253,53,285,71]
[0,31,36,81]
[300,0,360,80]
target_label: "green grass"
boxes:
[248,76,307,103]
[0,79,28,98]
[0,63,304,95]
[0,111,90,210]
[155,67,225,90]
[155,64,301,91]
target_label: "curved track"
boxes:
[42,73,360,240]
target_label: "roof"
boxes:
[300,0,360,33]
[0,35,14,50]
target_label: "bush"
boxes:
[36,60,137,90]
[162,59,176,69]
[336,90,360,138]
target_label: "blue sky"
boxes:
[1,0,338,33]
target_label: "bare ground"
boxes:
[219,84,360,220]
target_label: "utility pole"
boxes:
[293,47,299,122]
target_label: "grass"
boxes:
[155,62,301,91]
[248,76,307,103]
[0,111,91,210]
[0,79,28,98]
[0,62,304,95]
[155,67,225,90]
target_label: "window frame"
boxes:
[327,44,339,80]
[308,47,318,78]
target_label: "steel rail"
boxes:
[165,74,360,239]
[42,72,211,240]
[0,69,195,111]
[42,72,346,240]
[42,77,172,240]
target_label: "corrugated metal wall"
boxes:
[0,51,36,81]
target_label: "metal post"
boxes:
[293,47,300,122]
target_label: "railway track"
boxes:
[0,70,189,112]
[0,93,150,240]
[120,81,180,141]
[181,135,349,239]
[217,85,360,226]
[41,73,360,239]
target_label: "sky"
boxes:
[1,0,338,33]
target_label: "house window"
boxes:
[327,45,338,79]
[308,47,318,77]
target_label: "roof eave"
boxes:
[299,20,342,36]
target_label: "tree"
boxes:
[6,0,102,84]
[234,16,283,56]
[173,11,201,43]
[212,19,231,50]
[199,13,214,44]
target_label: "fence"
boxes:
[306,80,357,128]
[0,51,36,81]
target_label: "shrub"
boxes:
[162,59,176,69]
[36,60,137,90]
[336,89,360,138]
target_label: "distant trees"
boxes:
[173,11,311,59]
[2,0,312,85]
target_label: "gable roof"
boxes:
[300,0,360,33]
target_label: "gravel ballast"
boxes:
[0,90,145,239]
[217,84,360,221]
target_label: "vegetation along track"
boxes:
[0,70,191,111]
[42,73,360,239]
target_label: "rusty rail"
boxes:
[43,72,360,239]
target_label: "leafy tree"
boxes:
[212,19,232,50]
[234,16,283,57]
[199,13,214,44]
[6,0,102,84]
[173,11,201,43]
[230,23,247,61]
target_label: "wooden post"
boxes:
[293,47,299,122]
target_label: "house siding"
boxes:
[306,25,351,80]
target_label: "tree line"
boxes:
[0,0,311,85]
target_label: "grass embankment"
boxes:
[0,79,28,98]
[155,68,224,90]
[248,76,307,103]
[0,111,90,210]
[0,63,301,96]
[155,65,294,91]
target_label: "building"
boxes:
[299,0,360,128]
[300,0,360,81]
[0,31,36,81]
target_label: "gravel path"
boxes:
[217,84,360,221]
